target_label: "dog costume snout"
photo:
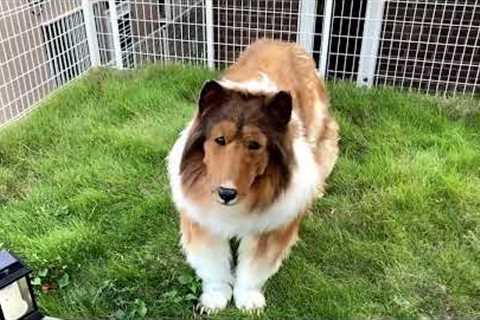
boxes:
[217,187,238,204]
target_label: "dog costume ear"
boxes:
[198,80,224,116]
[265,91,292,128]
[181,81,223,172]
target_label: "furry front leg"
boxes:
[180,213,233,312]
[234,218,301,311]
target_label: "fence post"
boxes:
[318,0,333,78]
[108,0,123,68]
[205,0,215,69]
[82,0,100,66]
[297,0,317,55]
[357,0,385,87]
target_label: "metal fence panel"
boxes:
[1,0,479,127]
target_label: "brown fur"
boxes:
[254,215,302,264]
[179,38,339,244]
[174,39,339,310]
[180,88,295,210]
[221,39,339,185]
[223,39,331,141]
[180,211,216,252]
[179,37,339,257]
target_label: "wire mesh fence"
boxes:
[1,0,479,127]
[0,0,90,125]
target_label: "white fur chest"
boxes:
[167,119,321,238]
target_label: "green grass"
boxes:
[1,65,479,319]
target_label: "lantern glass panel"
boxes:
[0,277,34,320]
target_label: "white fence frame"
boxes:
[357,0,385,87]
[82,0,100,66]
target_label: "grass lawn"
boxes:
[1,65,479,319]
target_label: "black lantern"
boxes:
[0,250,43,320]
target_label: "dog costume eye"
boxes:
[247,141,261,150]
[215,136,226,145]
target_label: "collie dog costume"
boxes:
[168,39,339,312]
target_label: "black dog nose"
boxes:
[217,187,237,203]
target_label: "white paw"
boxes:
[196,286,232,314]
[234,288,266,311]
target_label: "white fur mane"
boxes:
[167,117,320,238]
[218,73,279,95]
